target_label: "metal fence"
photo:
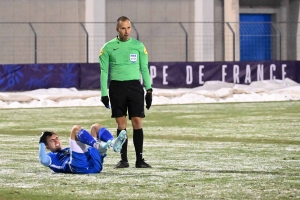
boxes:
[0,22,299,64]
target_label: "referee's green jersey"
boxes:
[99,37,152,97]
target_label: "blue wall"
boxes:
[240,14,272,61]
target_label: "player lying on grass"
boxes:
[38,123,127,174]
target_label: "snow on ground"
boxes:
[0,79,300,109]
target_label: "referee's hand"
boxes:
[145,89,152,110]
[101,96,110,109]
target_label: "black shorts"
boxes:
[109,80,145,120]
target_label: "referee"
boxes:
[99,16,152,168]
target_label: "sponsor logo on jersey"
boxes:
[144,47,148,55]
[130,54,137,63]
[63,149,70,155]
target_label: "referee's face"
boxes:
[116,20,131,41]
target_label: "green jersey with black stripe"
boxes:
[99,37,152,97]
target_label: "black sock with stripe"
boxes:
[133,128,144,161]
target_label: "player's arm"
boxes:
[99,46,110,97]
[139,45,152,90]
[38,143,51,167]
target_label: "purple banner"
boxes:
[0,63,79,91]
[148,61,300,88]
[0,61,299,91]
[80,63,100,90]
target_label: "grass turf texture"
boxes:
[0,102,300,199]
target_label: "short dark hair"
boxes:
[39,131,56,144]
[117,16,130,26]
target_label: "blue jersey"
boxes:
[47,148,72,173]
[46,147,103,174]
[39,143,104,174]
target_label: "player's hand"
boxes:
[145,89,152,110]
[39,132,44,144]
[39,131,52,144]
[101,96,110,109]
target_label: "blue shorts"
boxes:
[69,147,104,174]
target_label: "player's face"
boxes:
[116,20,131,41]
[46,133,62,152]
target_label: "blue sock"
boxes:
[77,129,96,147]
[98,127,114,142]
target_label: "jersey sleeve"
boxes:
[139,45,152,90]
[38,143,51,167]
[99,46,109,97]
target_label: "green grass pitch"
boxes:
[0,102,300,199]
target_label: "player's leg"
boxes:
[69,125,104,174]
[72,125,97,148]
[90,123,114,142]
[128,81,152,168]
[69,126,91,173]
[69,138,103,174]
[91,121,128,152]
[90,123,127,152]
[72,125,110,156]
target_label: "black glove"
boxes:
[101,96,110,109]
[145,89,152,110]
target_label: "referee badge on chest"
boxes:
[130,54,137,63]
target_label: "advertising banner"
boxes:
[0,61,299,91]
[0,63,79,91]
[147,61,300,88]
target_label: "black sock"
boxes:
[117,129,128,162]
[133,129,144,161]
